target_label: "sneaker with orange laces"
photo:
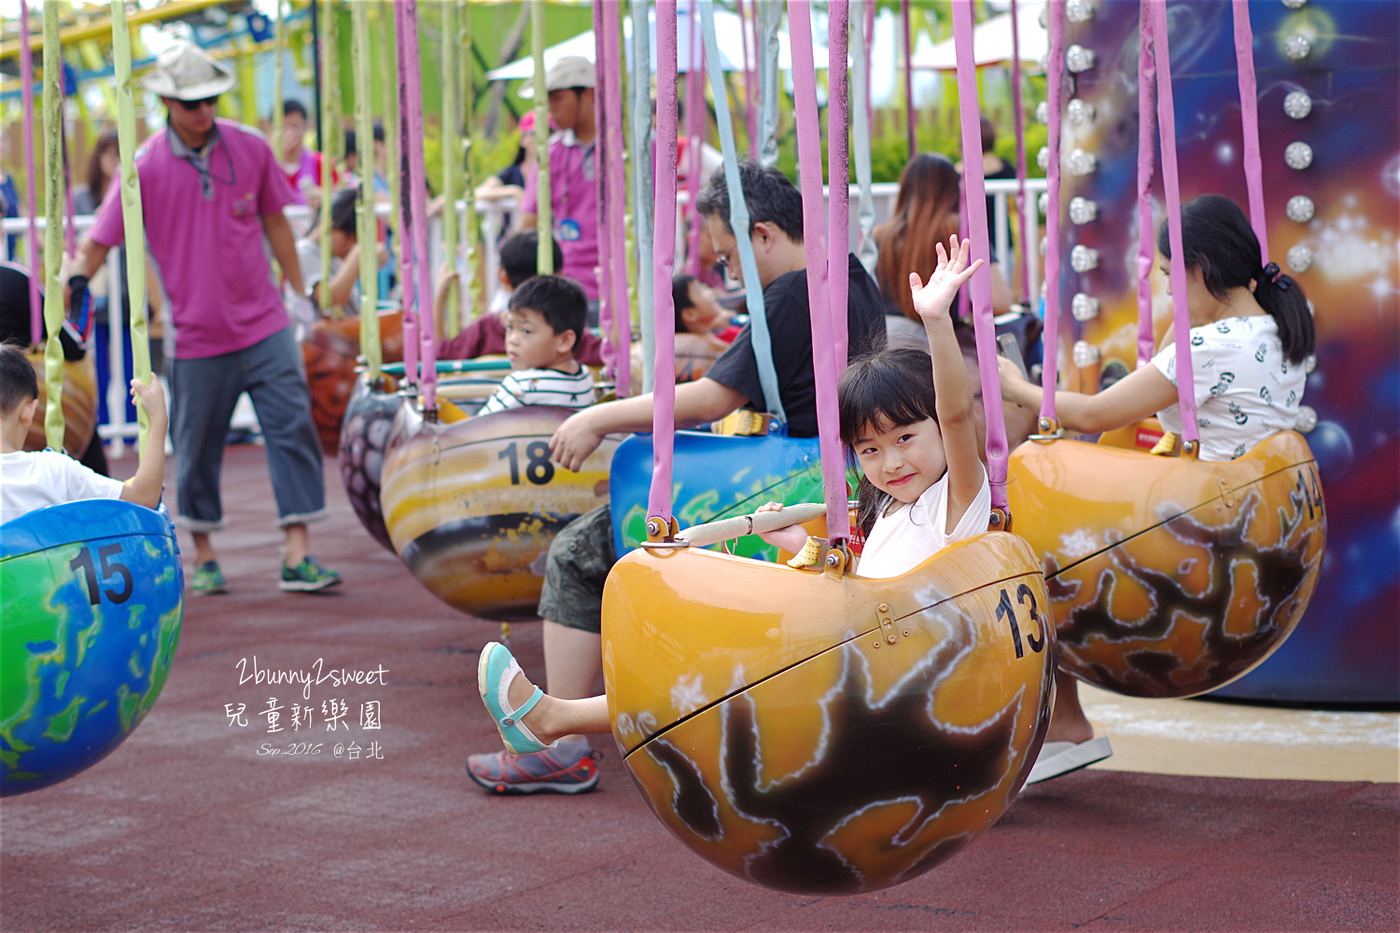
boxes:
[465,745,600,795]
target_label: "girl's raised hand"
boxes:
[908,235,984,327]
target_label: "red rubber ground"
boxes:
[1,444,1394,932]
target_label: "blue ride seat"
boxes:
[1,499,185,796]
[609,427,824,558]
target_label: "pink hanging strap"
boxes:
[393,7,418,390]
[825,0,852,539]
[1039,0,1065,424]
[684,0,705,276]
[789,0,846,543]
[902,0,916,158]
[593,0,615,381]
[1136,4,1157,368]
[396,0,437,411]
[1008,0,1032,304]
[602,0,631,396]
[738,0,756,159]
[647,1,680,524]
[19,0,42,346]
[865,1,876,120]
[952,0,1009,510]
[1151,0,1199,444]
[1233,0,1269,263]
[828,0,851,376]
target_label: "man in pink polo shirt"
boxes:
[70,42,340,596]
[516,56,600,311]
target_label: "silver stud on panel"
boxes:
[1284,141,1313,170]
[1286,244,1314,272]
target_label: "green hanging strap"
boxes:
[531,0,552,275]
[350,0,381,377]
[40,0,66,450]
[110,0,154,457]
[272,0,285,151]
[318,0,339,318]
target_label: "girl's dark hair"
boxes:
[873,153,962,322]
[838,347,939,535]
[1157,193,1315,364]
[511,144,527,167]
[87,131,120,204]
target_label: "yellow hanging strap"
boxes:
[350,0,380,378]
[40,0,65,450]
[531,0,552,275]
[440,0,461,338]
[317,0,339,319]
[110,0,153,456]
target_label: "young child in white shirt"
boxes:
[469,236,988,761]
[477,275,595,417]
[0,342,167,525]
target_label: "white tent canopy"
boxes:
[911,1,1047,72]
[485,7,830,82]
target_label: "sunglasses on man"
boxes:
[176,96,219,111]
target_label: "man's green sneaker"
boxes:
[279,556,342,592]
[192,561,228,596]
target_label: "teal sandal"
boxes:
[477,642,550,755]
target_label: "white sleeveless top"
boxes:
[856,465,992,579]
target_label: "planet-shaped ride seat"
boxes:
[338,373,405,553]
[1006,430,1326,697]
[602,530,1055,894]
[1,499,184,796]
[302,309,404,456]
[379,403,619,620]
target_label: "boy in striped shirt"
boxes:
[478,275,595,416]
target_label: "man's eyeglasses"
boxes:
[176,96,220,111]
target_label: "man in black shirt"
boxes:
[466,162,886,796]
[699,163,886,437]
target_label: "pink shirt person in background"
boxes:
[88,118,297,360]
[516,55,600,302]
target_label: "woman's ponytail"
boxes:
[1159,194,1316,365]
[1253,261,1315,365]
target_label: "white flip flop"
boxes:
[1025,735,1113,784]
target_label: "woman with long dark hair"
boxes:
[73,132,120,215]
[873,152,1012,326]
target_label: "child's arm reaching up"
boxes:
[908,235,986,535]
[120,376,167,510]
